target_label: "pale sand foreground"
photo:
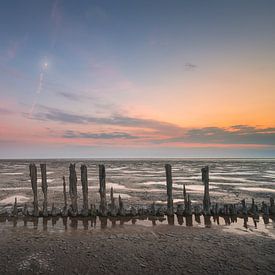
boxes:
[0,224,275,275]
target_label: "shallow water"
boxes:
[0,215,274,239]
[0,159,274,207]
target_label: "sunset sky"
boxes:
[0,0,275,158]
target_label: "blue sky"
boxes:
[0,0,275,158]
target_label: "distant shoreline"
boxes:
[1,157,275,161]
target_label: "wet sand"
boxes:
[0,220,275,274]
[1,159,275,208]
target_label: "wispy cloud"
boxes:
[25,105,183,134]
[56,91,80,101]
[22,105,275,146]
[63,130,139,139]
[184,62,197,71]
[159,126,275,145]
[0,107,13,115]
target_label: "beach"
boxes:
[1,159,275,209]
[0,159,275,274]
[0,221,275,274]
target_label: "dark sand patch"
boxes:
[0,223,274,274]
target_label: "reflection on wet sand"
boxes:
[2,215,274,236]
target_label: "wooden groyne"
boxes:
[0,163,275,222]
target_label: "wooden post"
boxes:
[241,199,248,216]
[12,197,18,217]
[262,201,269,215]
[186,194,192,216]
[130,206,137,216]
[270,197,275,215]
[91,204,97,217]
[150,202,157,216]
[22,203,29,216]
[81,164,89,216]
[29,163,39,217]
[118,195,125,216]
[51,202,58,216]
[250,198,258,215]
[262,201,269,224]
[40,164,48,217]
[109,187,117,216]
[63,176,67,208]
[62,176,68,216]
[165,164,173,216]
[99,164,107,216]
[183,184,188,210]
[118,195,126,216]
[202,166,211,213]
[69,163,78,215]
[176,204,184,216]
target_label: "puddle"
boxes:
[1,173,24,175]
[155,199,199,204]
[0,195,30,205]
[238,187,275,193]
[28,179,55,183]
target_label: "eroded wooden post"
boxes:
[12,197,18,217]
[29,163,39,217]
[62,176,68,216]
[186,194,192,216]
[118,195,125,216]
[202,166,211,213]
[69,163,78,215]
[270,197,275,215]
[63,176,67,207]
[99,164,107,216]
[183,184,188,210]
[241,199,248,216]
[81,164,89,216]
[165,164,173,216]
[22,203,29,216]
[109,187,117,216]
[40,164,48,217]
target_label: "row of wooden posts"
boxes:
[5,163,275,218]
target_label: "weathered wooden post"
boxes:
[270,197,275,215]
[251,199,259,228]
[40,164,48,217]
[202,166,211,213]
[241,199,248,216]
[165,164,173,216]
[51,202,58,216]
[183,184,188,211]
[186,200,193,226]
[250,198,259,216]
[99,164,107,216]
[130,206,137,216]
[186,194,192,216]
[262,201,269,224]
[80,164,89,216]
[12,197,18,217]
[91,204,97,217]
[62,176,68,216]
[150,202,157,216]
[22,203,29,216]
[109,187,117,216]
[176,204,184,216]
[118,195,125,216]
[29,163,39,217]
[69,163,78,216]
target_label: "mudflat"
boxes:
[0,224,274,274]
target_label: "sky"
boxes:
[0,0,275,158]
